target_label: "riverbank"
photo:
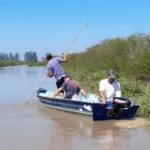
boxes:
[63,68,150,119]
[62,33,150,119]
[0,60,25,67]
[27,61,46,67]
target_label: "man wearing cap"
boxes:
[46,53,68,89]
[99,69,121,104]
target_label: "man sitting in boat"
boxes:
[51,76,87,99]
[99,69,122,105]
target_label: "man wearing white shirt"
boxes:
[99,69,121,104]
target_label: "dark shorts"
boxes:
[56,77,65,89]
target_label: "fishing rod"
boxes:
[24,22,89,104]
[24,75,47,104]
[63,22,88,54]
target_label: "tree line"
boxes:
[0,52,19,61]
[0,51,38,62]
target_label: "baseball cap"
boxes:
[107,69,116,78]
[45,52,52,60]
[46,52,52,57]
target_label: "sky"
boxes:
[0,0,150,60]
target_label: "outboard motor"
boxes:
[113,97,131,108]
[113,97,132,119]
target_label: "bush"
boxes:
[63,33,150,118]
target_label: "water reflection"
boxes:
[0,65,55,104]
[0,66,21,77]
[38,106,135,150]
[0,65,46,76]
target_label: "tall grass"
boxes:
[133,85,150,119]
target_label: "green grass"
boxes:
[27,61,46,67]
[132,85,150,119]
[0,60,25,67]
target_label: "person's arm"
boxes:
[99,91,106,104]
[47,71,53,78]
[51,82,66,98]
[99,80,106,104]
[80,89,87,98]
[60,53,67,62]
[47,67,54,78]
[52,88,63,98]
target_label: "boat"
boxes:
[37,88,140,121]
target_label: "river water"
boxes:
[0,65,150,150]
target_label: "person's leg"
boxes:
[56,77,64,88]
[56,78,65,97]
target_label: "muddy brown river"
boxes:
[0,65,150,150]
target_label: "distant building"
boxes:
[24,51,38,62]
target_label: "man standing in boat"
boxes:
[99,69,122,104]
[46,52,69,90]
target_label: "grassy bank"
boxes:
[63,33,150,119]
[27,61,46,67]
[0,60,25,67]
[0,61,45,67]
[63,68,150,119]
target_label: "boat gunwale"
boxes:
[39,100,93,116]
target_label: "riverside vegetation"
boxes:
[63,33,150,119]
[0,60,25,67]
